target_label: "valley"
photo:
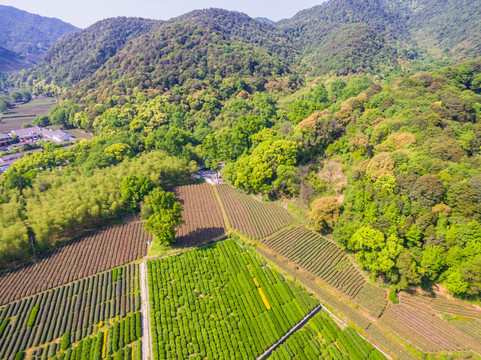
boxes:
[0,0,481,359]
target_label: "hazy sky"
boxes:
[1,0,324,28]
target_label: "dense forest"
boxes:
[3,0,481,298]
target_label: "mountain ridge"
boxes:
[0,5,79,64]
[17,0,481,91]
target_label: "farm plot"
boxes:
[261,226,365,298]
[451,320,481,343]
[173,184,226,247]
[148,240,318,359]
[0,96,56,132]
[27,313,142,360]
[0,264,140,360]
[268,310,385,360]
[432,297,481,319]
[0,222,150,306]
[353,283,387,317]
[380,303,481,355]
[216,184,296,239]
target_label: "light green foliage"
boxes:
[104,143,134,163]
[445,269,470,295]
[61,333,70,351]
[224,140,300,194]
[388,286,398,304]
[287,83,330,124]
[121,174,154,211]
[26,305,39,327]
[349,227,403,275]
[142,188,183,246]
[421,246,445,281]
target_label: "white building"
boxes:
[9,126,74,143]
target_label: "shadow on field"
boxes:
[174,227,226,249]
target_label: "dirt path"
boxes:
[140,261,153,360]
[256,304,323,360]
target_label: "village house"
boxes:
[9,126,74,143]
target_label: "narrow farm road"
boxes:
[257,304,323,360]
[140,261,153,360]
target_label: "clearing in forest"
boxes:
[0,96,56,132]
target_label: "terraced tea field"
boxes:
[261,226,365,298]
[380,300,481,355]
[148,240,319,359]
[216,184,296,239]
[268,310,385,360]
[0,222,149,306]
[353,283,387,318]
[0,264,140,359]
[27,314,142,360]
[173,184,226,247]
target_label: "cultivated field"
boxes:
[381,293,481,355]
[380,303,481,354]
[28,314,142,360]
[0,222,150,305]
[353,283,387,318]
[148,240,318,359]
[255,246,418,360]
[261,226,365,298]
[173,184,226,247]
[0,264,140,359]
[216,184,296,239]
[0,96,56,132]
[268,310,385,360]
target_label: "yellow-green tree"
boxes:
[142,188,183,246]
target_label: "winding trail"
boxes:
[257,304,323,360]
[140,261,153,360]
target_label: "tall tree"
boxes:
[142,188,184,246]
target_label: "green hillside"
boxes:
[26,17,160,87]
[3,0,481,301]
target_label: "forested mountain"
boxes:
[279,0,481,75]
[26,17,160,88]
[406,0,481,59]
[0,5,79,64]
[17,0,481,91]
[280,0,410,75]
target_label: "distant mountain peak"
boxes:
[256,17,275,24]
[0,5,79,64]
